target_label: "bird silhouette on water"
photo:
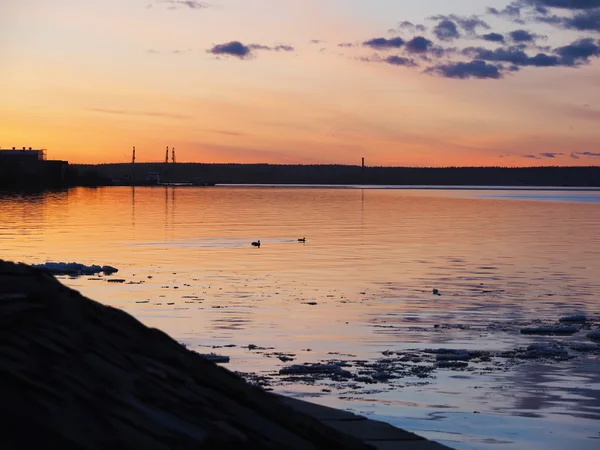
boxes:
[252,240,261,248]
[298,237,306,243]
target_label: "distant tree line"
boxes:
[72,163,600,187]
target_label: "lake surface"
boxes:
[2,186,600,449]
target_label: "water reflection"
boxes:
[1,186,600,449]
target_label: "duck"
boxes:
[297,237,306,243]
[252,240,261,248]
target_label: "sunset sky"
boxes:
[1,0,600,166]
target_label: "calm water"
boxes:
[2,186,600,449]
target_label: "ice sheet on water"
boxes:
[32,262,118,276]
[559,314,587,323]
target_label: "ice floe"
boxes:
[559,314,587,323]
[520,326,578,335]
[199,353,230,363]
[587,330,600,341]
[33,262,118,276]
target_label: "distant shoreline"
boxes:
[72,163,600,188]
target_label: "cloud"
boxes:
[507,1,600,32]
[481,32,506,43]
[433,19,461,41]
[157,0,208,9]
[384,55,418,67]
[462,46,560,67]
[426,60,503,79]
[208,42,294,59]
[397,21,427,33]
[509,29,541,42]
[518,0,600,10]
[555,38,600,65]
[338,42,355,48]
[249,44,295,52]
[522,152,564,159]
[459,37,600,69]
[363,37,405,49]
[208,41,251,58]
[360,54,417,67]
[487,5,523,20]
[430,14,491,33]
[571,151,600,159]
[405,36,434,53]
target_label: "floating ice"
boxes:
[559,314,587,323]
[33,262,118,276]
[436,350,470,361]
[520,326,578,335]
[570,343,600,352]
[279,363,351,377]
[522,344,568,358]
[199,353,230,363]
[587,330,600,342]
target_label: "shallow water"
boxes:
[2,186,600,449]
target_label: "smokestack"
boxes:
[172,147,175,164]
[132,146,136,164]
[165,146,169,164]
[362,157,365,168]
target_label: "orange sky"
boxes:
[1,0,600,167]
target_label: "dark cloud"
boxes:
[509,29,539,42]
[363,37,405,49]
[208,41,251,58]
[482,32,506,42]
[462,46,560,67]
[208,42,293,59]
[555,38,600,65]
[572,151,600,159]
[507,1,600,32]
[487,5,523,19]
[433,20,461,41]
[252,44,294,52]
[523,152,564,159]
[430,14,490,33]
[518,0,600,9]
[561,9,600,32]
[405,36,434,53]
[426,60,502,79]
[398,21,427,33]
[384,55,418,67]
[461,38,600,68]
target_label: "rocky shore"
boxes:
[0,260,449,449]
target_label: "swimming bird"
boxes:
[252,240,261,248]
[298,237,306,243]
[432,288,441,296]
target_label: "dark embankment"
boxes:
[75,163,600,187]
[0,260,373,450]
